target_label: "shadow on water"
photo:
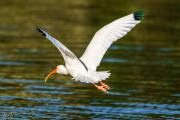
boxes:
[0,0,180,119]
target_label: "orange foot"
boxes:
[100,81,110,90]
[93,83,109,93]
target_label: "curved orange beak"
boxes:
[45,68,57,82]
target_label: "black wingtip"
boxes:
[134,10,144,20]
[36,27,46,37]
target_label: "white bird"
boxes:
[37,11,144,93]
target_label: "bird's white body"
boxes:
[37,11,144,84]
[57,57,110,83]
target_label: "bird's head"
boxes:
[45,65,68,82]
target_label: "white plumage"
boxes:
[37,11,144,93]
[80,14,140,70]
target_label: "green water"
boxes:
[0,0,179,119]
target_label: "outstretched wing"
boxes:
[80,11,144,70]
[37,27,77,62]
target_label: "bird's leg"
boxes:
[100,81,110,90]
[93,84,109,93]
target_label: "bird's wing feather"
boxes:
[37,28,77,61]
[80,11,144,70]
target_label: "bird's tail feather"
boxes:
[95,71,111,80]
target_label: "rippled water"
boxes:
[0,0,180,119]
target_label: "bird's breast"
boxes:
[65,62,88,76]
[65,58,89,72]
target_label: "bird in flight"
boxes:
[37,11,144,93]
